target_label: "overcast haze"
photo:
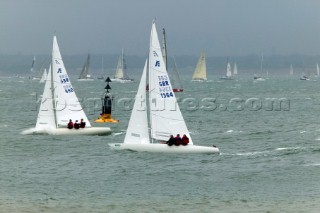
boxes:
[1,0,320,56]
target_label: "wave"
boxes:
[225,129,243,134]
[305,163,320,167]
[113,132,125,136]
[221,150,271,156]
[222,146,306,157]
[275,147,303,151]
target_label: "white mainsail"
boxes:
[124,60,150,144]
[192,50,207,81]
[316,64,319,76]
[290,64,293,75]
[113,49,132,81]
[52,36,91,128]
[149,22,192,144]
[35,65,56,130]
[226,62,232,78]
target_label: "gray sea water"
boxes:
[0,74,320,213]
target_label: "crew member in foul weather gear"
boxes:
[166,135,175,146]
[181,134,189,146]
[74,120,80,129]
[67,119,74,129]
[80,118,86,128]
[175,134,182,146]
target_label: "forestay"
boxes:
[148,22,193,144]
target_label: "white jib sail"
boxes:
[317,64,319,76]
[124,59,150,144]
[51,36,91,128]
[36,65,56,130]
[148,22,193,144]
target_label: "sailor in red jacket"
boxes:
[67,119,74,129]
[175,134,182,146]
[181,134,189,146]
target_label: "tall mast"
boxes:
[162,28,167,70]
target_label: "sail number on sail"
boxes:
[158,75,173,98]
[56,64,74,94]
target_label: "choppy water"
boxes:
[1,75,320,212]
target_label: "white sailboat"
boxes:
[30,56,43,80]
[300,72,309,80]
[254,54,265,81]
[233,63,238,75]
[220,60,233,80]
[315,64,319,77]
[78,54,94,81]
[290,64,293,75]
[171,57,184,92]
[21,36,111,135]
[39,68,47,83]
[111,49,133,83]
[109,21,219,154]
[30,56,36,73]
[192,50,207,81]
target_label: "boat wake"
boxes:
[113,131,125,136]
[222,146,307,157]
[221,150,270,156]
[275,147,303,151]
[225,129,243,134]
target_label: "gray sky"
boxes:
[1,0,320,56]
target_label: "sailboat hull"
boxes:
[21,127,111,136]
[77,79,94,81]
[191,78,206,82]
[109,143,219,154]
[173,88,183,92]
[110,78,133,83]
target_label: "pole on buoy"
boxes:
[94,77,119,123]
